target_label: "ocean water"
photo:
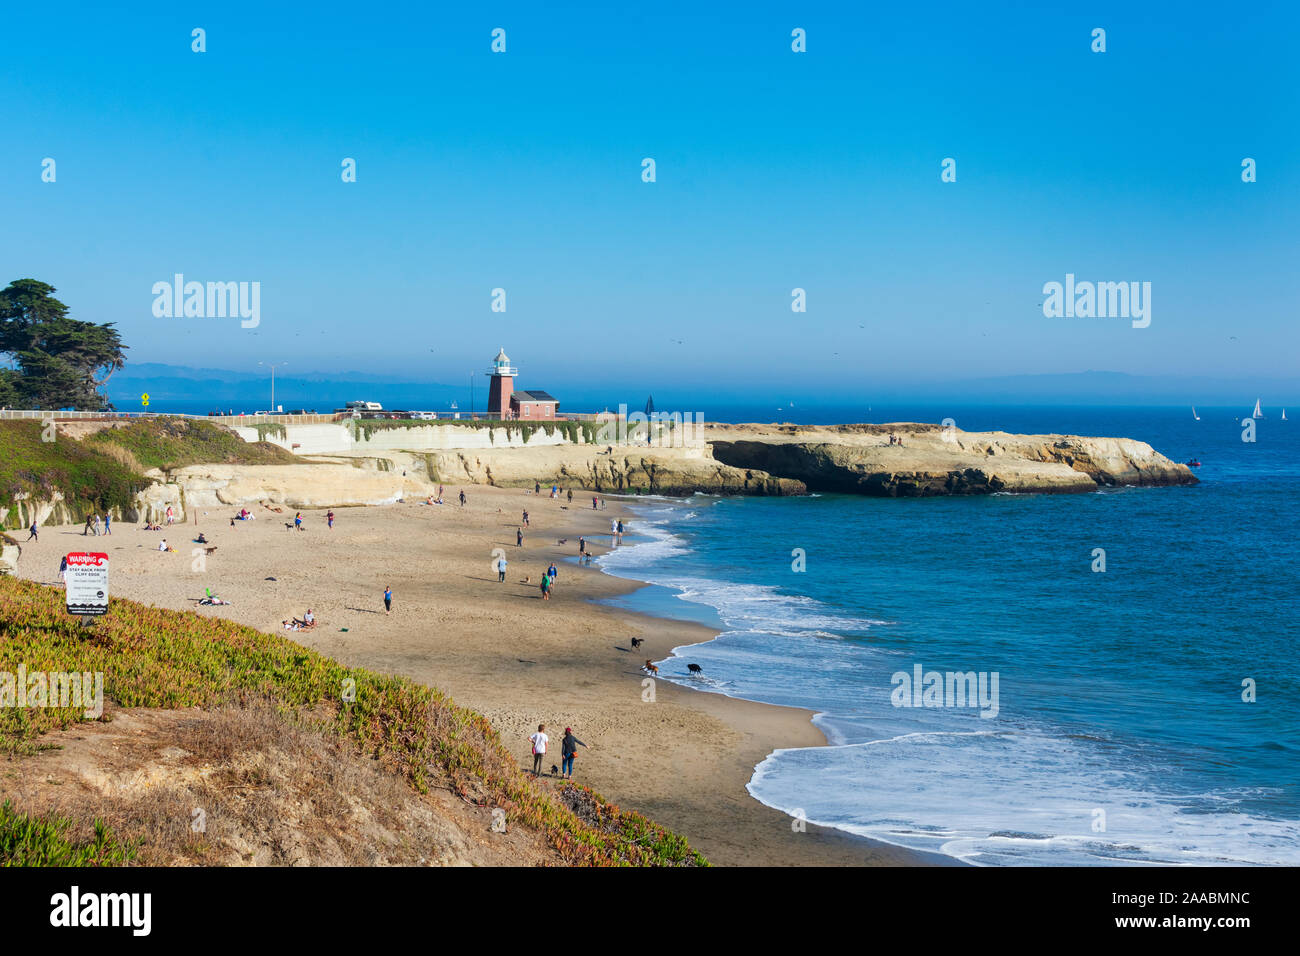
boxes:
[596,406,1300,866]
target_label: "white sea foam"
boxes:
[747,727,1300,866]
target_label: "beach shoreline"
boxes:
[12,485,943,866]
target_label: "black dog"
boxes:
[687,663,703,674]
[630,637,644,650]
[550,764,559,776]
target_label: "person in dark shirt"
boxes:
[560,728,587,779]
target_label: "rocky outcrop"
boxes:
[0,536,20,575]
[706,423,1196,497]
[158,459,436,512]
[425,445,804,496]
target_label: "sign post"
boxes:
[64,552,109,623]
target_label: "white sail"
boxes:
[1284,409,1288,421]
[1253,399,1263,418]
[1192,406,1200,421]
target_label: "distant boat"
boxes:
[1192,406,1200,421]
[1253,398,1263,419]
[1284,409,1288,421]
[1186,459,1202,468]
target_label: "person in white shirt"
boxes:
[158,539,168,552]
[528,724,549,776]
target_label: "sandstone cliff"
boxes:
[704,422,1196,496]
[424,444,803,496]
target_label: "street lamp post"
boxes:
[258,361,287,413]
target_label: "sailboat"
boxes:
[1253,399,1263,419]
[1192,406,1200,421]
[1284,409,1288,421]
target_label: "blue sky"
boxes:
[2,1,1296,402]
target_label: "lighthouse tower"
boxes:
[486,348,517,419]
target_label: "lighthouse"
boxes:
[487,348,517,419]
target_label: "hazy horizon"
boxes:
[102,361,1299,414]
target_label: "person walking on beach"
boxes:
[522,510,529,527]
[165,505,174,526]
[547,561,558,584]
[560,727,587,779]
[497,555,508,582]
[102,512,111,535]
[610,518,617,537]
[578,536,586,555]
[535,481,541,495]
[294,512,303,531]
[529,724,548,776]
[26,521,38,542]
[58,554,67,585]
[616,519,624,542]
[592,496,598,510]
[327,510,335,530]
[567,489,572,504]
[383,586,392,614]
[459,490,466,506]
[517,528,523,547]
[540,572,551,600]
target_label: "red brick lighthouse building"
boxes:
[486,348,559,420]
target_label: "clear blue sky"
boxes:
[2,1,1296,400]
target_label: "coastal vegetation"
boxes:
[0,279,127,411]
[0,802,139,866]
[83,418,298,472]
[0,420,145,526]
[0,419,299,527]
[349,417,604,446]
[0,576,707,866]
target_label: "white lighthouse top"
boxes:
[489,348,517,376]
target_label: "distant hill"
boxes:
[106,363,465,413]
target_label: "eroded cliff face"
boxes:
[705,424,1196,497]
[426,445,804,496]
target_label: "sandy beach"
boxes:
[16,485,940,866]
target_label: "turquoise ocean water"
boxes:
[596,405,1299,866]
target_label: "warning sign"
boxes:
[65,552,109,616]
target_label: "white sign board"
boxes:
[65,552,109,616]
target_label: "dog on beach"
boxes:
[687,663,703,674]
[550,764,559,776]
[630,637,644,650]
[642,660,659,675]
